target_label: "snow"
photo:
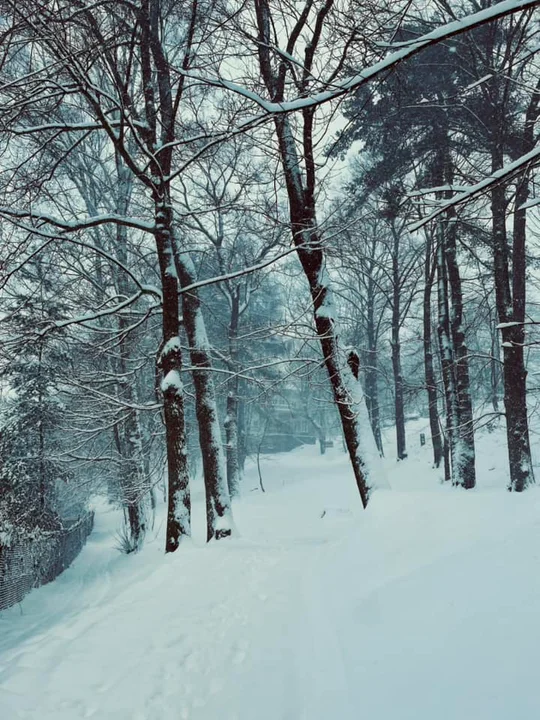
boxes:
[173,489,191,534]
[342,357,389,491]
[159,336,181,361]
[1,421,540,720]
[160,369,182,393]
[315,300,334,319]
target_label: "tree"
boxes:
[175,137,287,498]
[244,0,388,507]
[428,1,539,490]
[0,0,235,544]
[0,257,73,539]
[337,23,477,486]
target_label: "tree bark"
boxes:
[436,227,459,484]
[237,389,248,473]
[444,217,476,489]
[274,117,372,507]
[423,229,443,468]
[224,288,241,498]
[365,270,383,455]
[139,0,196,550]
[113,157,151,551]
[390,224,407,460]
[491,163,534,490]
[173,247,233,540]
[155,200,191,552]
[433,133,476,488]
[254,0,376,505]
[489,318,501,413]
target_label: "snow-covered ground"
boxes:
[1,419,540,720]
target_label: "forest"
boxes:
[1,1,540,718]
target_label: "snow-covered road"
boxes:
[2,428,540,719]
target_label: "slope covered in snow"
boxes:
[1,421,540,720]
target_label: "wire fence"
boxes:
[0,512,94,612]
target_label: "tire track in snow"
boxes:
[293,530,357,720]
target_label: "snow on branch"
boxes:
[409,145,540,231]
[497,320,540,328]
[184,0,540,117]
[11,121,126,135]
[161,369,183,395]
[62,238,162,301]
[177,245,302,296]
[0,207,155,233]
[64,378,162,412]
[0,224,161,301]
[37,291,154,336]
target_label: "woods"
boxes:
[1,0,540,554]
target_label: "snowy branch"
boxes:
[409,145,540,231]
[0,207,155,233]
[179,0,540,118]
[37,292,156,336]
[177,245,302,296]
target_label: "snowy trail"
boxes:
[2,431,540,719]
[0,475,353,720]
[314,490,540,719]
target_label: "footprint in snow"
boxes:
[232,639,249,665]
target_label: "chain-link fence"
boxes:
[0,512,94,611]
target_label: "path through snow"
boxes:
[1,423,540,719]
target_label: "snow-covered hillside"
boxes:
[1,421,540,720]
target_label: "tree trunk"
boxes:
[254,1,377,505]
[391,225,407,460]
[501,78,538,491]
[365,273,383,455]
[138,0,196,549]
[490,326,501,413]
[224,288,241,498]
[79,155,151,551]
[225,390,240,494]
[443,434,451,485]
[274,118,373,506]
[115,409,148,551]
[364,354,383,456]
[237,388,248,473]
[423,229,443,468]
[173,246,233,540]
[113,160,151,550]
[491,142,534,491]
[306,414,327,455]
[436,228,459,484]
[433,133,476,488]
[155,198,191,552]
[443,156,476,488]
[500,324,533,492]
